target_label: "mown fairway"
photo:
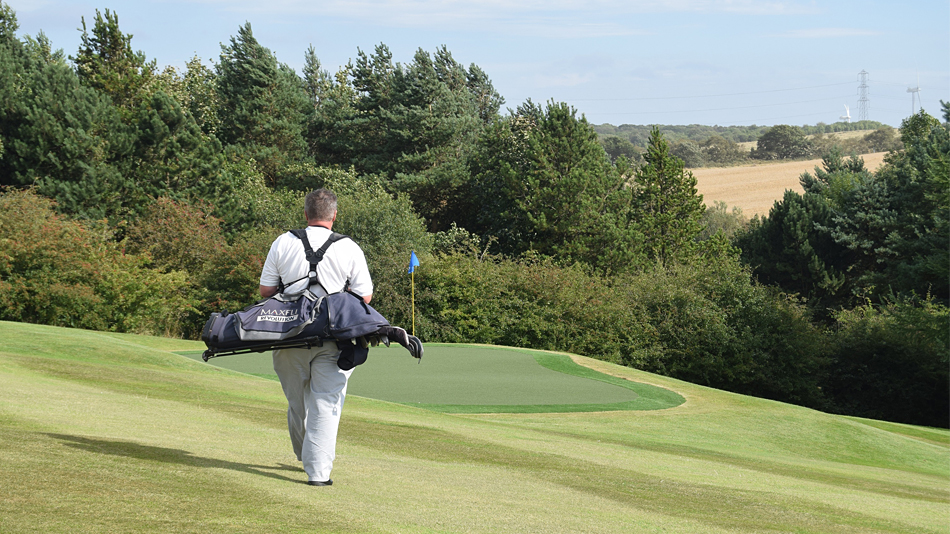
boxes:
[693,151,888,216]
[1,321,947,533]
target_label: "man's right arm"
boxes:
[346,242,374,305]
[260,285,279,299]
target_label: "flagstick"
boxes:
[411,270,415,336]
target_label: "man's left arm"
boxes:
[259,237,283,299]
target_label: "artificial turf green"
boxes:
[178,344,685,413]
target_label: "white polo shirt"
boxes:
[260,226,373,297]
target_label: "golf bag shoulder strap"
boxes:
[289,228,350,266]
[286,229,350,289]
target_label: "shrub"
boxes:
[403,251,828,408]
[619,258,828,407]
[125,196,270,338]
[125,196,226,273]
[0,188,196,336]
[827,298,949,427]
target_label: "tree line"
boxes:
[596,122,901,168]
[0,4,946,427]
[595,120,889,146]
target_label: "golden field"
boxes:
[693,151,888,217]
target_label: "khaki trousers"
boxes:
[273,344,353,482]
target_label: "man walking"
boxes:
[258,188,373,486]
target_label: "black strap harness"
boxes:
[279,228,350,293]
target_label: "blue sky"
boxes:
[7,0,949,127]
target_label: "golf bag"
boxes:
[200,229,422,368]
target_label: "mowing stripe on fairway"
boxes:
[177,344,684,413]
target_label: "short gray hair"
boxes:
[305,188,337,221]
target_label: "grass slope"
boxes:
[1,321,947,533]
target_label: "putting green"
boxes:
[177,344,684,413]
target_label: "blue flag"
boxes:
[408,251,420,274]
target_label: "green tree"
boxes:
[735,191,849,312]
[0,1,25,167]
[128,90,244,223]
[1,58,133,220]
[72,9,155,117]
[751,124,813,160]
[153,55,221,137]
[470,100,638,272]
[793,112,949,305]
[600,135,640,163]
[853,111,950,301]
[216,23,309,186]
[306,43,501,230]
[386,47,485,229]
[1,26,237,225]
[0,1,15,47]
[630,127,707,266]
[799,147,873,208]
[22,31,65,66]
[670,139,705,168]
[701,135,746,165]
[466,64,504,125]
[741,115,948,310]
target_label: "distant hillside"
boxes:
[594,121,889,146]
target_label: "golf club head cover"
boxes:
[407,335,423,361]
[379,326,423,360]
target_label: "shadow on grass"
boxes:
[46,434,306,485]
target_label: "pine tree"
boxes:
[387,47,485,230]
[631,127,707,266]
[302,45,332,109]
[847,111,950,301]
[736,191,849,311]
[131,91,233,206]
[799,146,872,207]
[3,58,132,220]
[305,43,501,230]
[0,1,24,170]
[0,1,17,48]
[466,64,504,125]
[72,9,155,118]
[216,23,308,186]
